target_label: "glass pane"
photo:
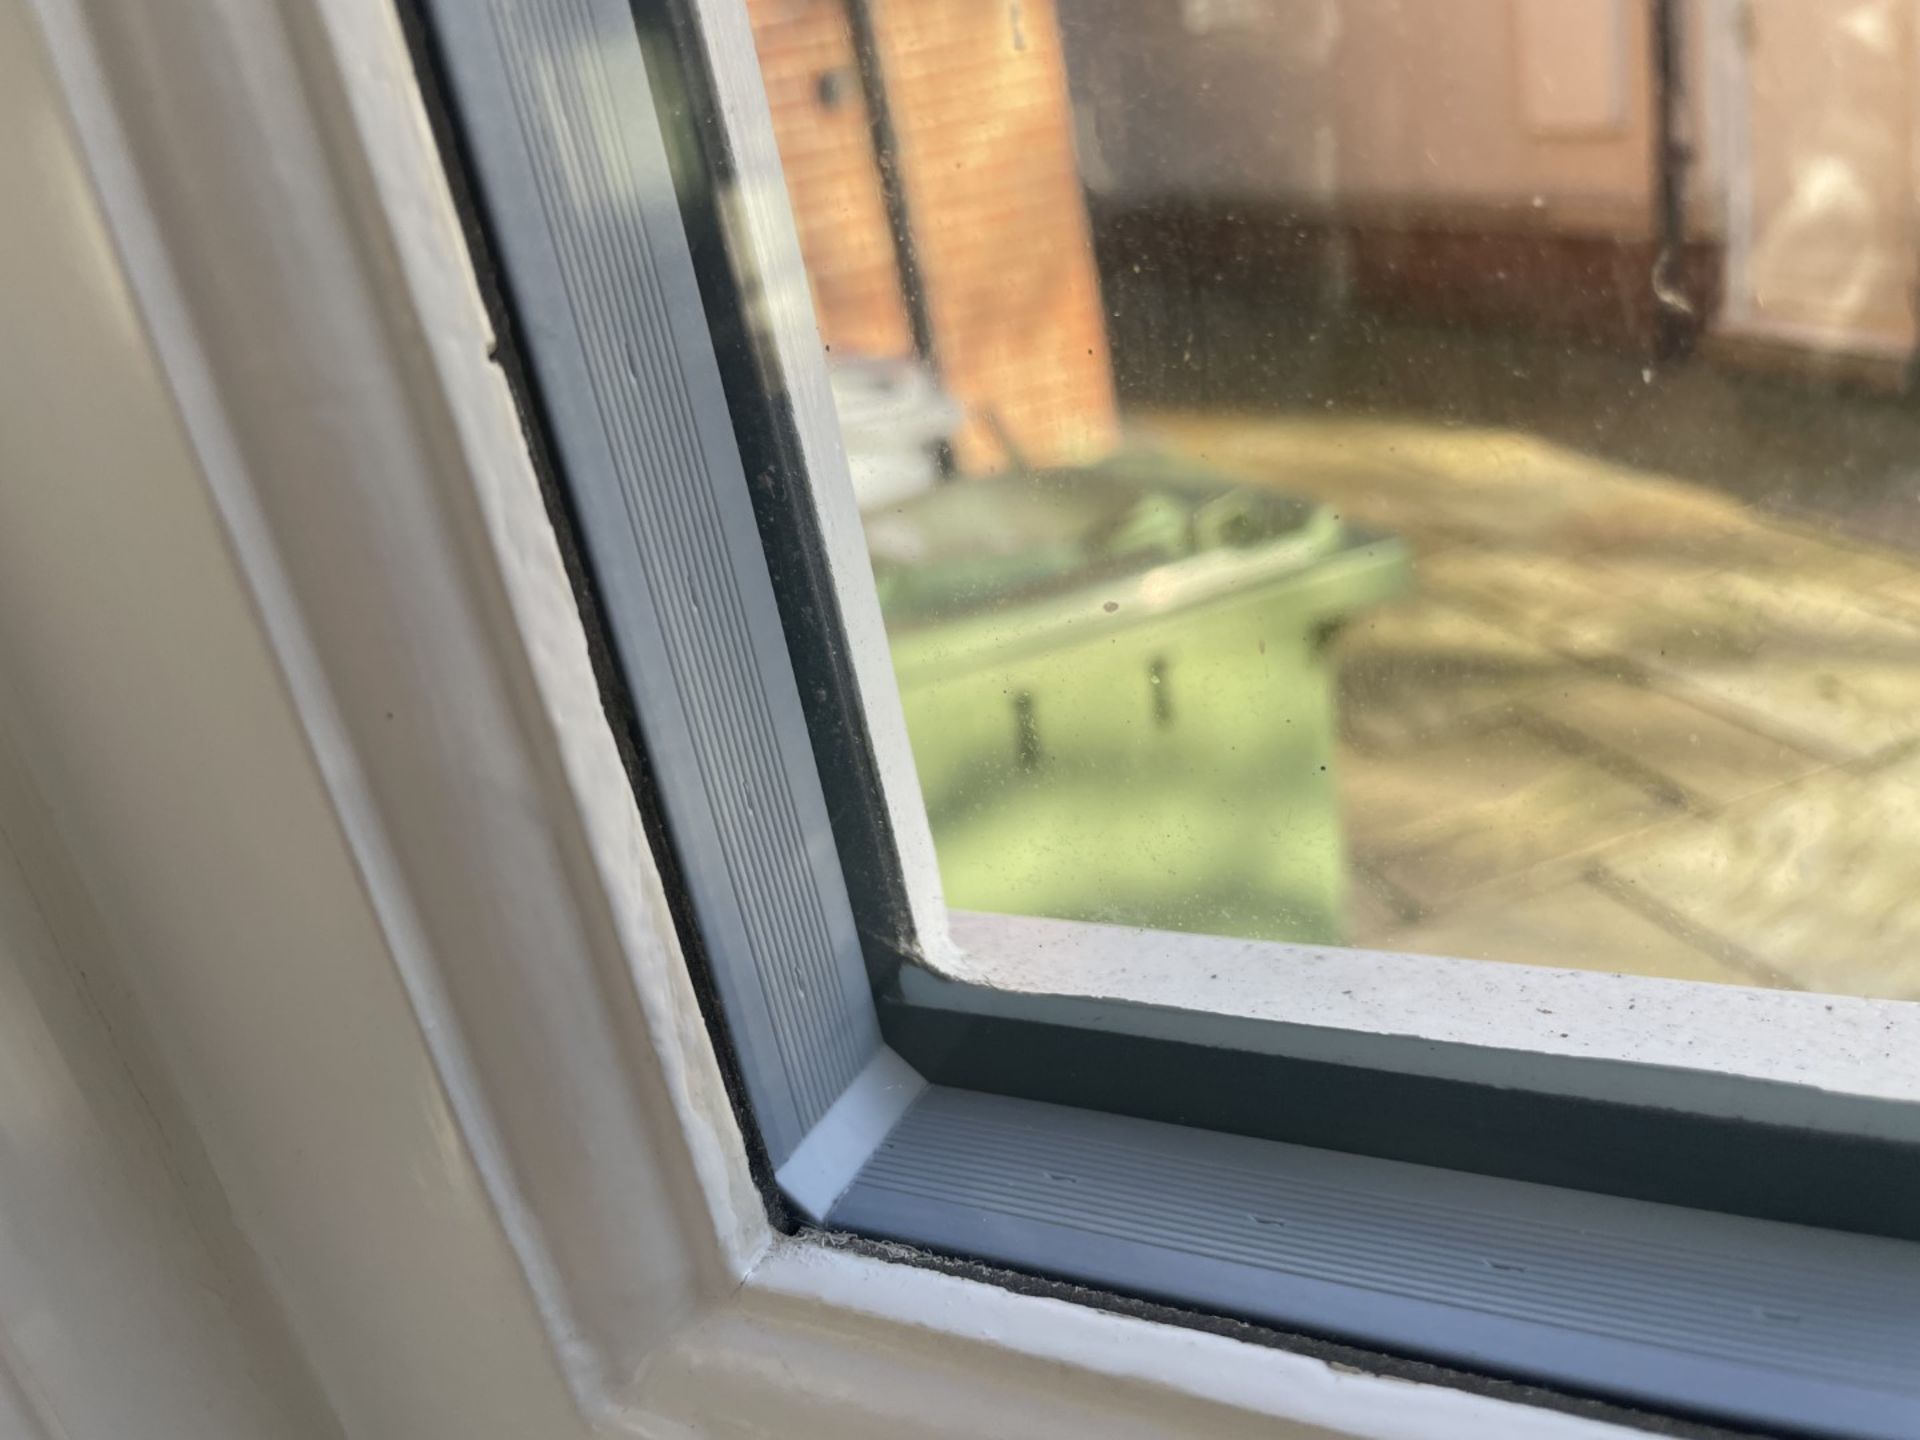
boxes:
[745,0,1920,1001]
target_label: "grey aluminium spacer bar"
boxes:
[422,0,883,1164]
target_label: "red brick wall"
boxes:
[746,0,1117,472]
[748,0,916,360]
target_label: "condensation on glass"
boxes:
[747,0,1920,1003]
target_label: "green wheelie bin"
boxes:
[865,453,1410,945]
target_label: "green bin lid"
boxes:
[865,455,1343,628]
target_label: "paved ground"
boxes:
[1142,407,1920,1001]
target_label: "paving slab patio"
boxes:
[1603,753,1920,1000]
[1143,411,1920,1000]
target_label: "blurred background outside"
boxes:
[746,0,1920,1002]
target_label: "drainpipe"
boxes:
[842,0,941,377]
[1650,0,1697,361]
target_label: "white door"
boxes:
[1722,0,1919,354]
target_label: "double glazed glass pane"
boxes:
[748,0,1920,1002]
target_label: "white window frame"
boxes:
[397,10,1920,1433]
[20,0,1912,1436]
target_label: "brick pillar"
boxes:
[749,0,917,360]
[870,0,1117,471]
[748,0,1118,473]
